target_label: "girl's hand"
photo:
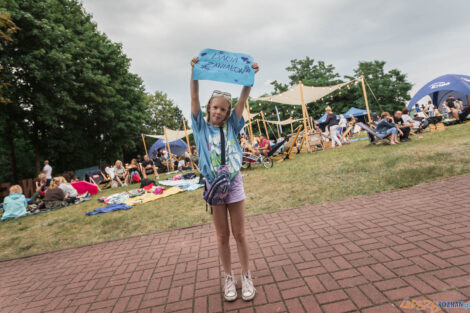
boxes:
[191,57,199,67]
[252,62,259,73]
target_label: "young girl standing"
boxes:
[190,56,259,301]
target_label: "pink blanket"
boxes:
[71,181,98,195]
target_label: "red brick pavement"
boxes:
[1,174,470,313]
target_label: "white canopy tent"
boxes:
[264,117,304,126]
[254,80,356,105]
[143,128,192,142]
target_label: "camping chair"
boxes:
[85,169,112,191]
[267,135,291,157]
[356,122,391,145]
[271,125,303,162]
[341,121,355,143]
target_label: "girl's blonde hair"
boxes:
[56,176,68,185]
[206,96,232,125]
[49,177,61,189]
[38,173,46,181]
[10,185,22,194]
[115,160,122,168]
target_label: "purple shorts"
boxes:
[204,173,245,205]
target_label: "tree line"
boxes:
[0,1,185,182]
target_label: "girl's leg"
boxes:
[212,204,232,275]
[227,200,249,275]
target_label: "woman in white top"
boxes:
[57,176,78,202]
[114,160,127,186]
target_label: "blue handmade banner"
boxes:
[193,48,255,87]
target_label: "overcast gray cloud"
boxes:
[80,0,470,124]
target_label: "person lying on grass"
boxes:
[190,55,259,302]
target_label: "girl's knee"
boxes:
[232,231,246,243]
[217,232,230,245]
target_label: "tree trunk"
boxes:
[35,148,40,175]
[7,131,17,183]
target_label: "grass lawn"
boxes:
[1,124,470,260]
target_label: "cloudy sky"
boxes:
[81,0,470,122]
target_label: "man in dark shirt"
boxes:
[324,106,342,148]
[446,95,455,109]
[393,111,411,142]
[141,155,159,179]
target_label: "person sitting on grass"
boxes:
[376,112,401,145]
[30,173,48,203]
[57,176,78,204]
[127,158,143,184]
[141,154,159,179]
[1,185,28,220]
[256,134,271,156]
[42,178,67,210]
[393,110,412,142]
[402,108,427,132]
[190,146,199,166]
[114,160,128,186]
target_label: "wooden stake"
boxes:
[182,117,197,172]
[290,121,294,135]
[360,75,372,124]
[164,127,174,171]
[256,119,261,136]
[276,123,281,138]
[261,111,269,140]
[245,100,254,143]
[299,81,311,152]
[141,134,148,155]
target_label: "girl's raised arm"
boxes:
[190,57,201,117]
[234,62,259,120]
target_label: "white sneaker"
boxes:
[224,273,237,302]
[241,271,256,301]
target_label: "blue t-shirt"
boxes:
[191,110,245,183]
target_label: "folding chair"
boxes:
[356,122,391,145]
[271,125,303,162]
[85,169,112,191]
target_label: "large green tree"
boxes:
[345,61,413,114]
[143,91,186,135]
[0,0,147,181]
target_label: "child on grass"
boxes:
[190,55,259,302]
[2,185,28,220]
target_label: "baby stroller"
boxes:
[241,135,290,169]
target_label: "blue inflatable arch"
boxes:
[407,74,470,110]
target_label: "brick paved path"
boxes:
[1,174,470,313]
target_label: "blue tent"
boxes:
[317,113,339,123]
[148,139,187,157]
[343,107,370,117]
[407,74,470,110]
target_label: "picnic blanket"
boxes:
[158,178,200,187]
[99,189,144,205]
[179,183,204,191]
[86,203,132,215]
[123,187,183,206]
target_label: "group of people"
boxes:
[109,155,160,187]
[2,160,85,220]
[414,95,470,121]
[107,148,199,186]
